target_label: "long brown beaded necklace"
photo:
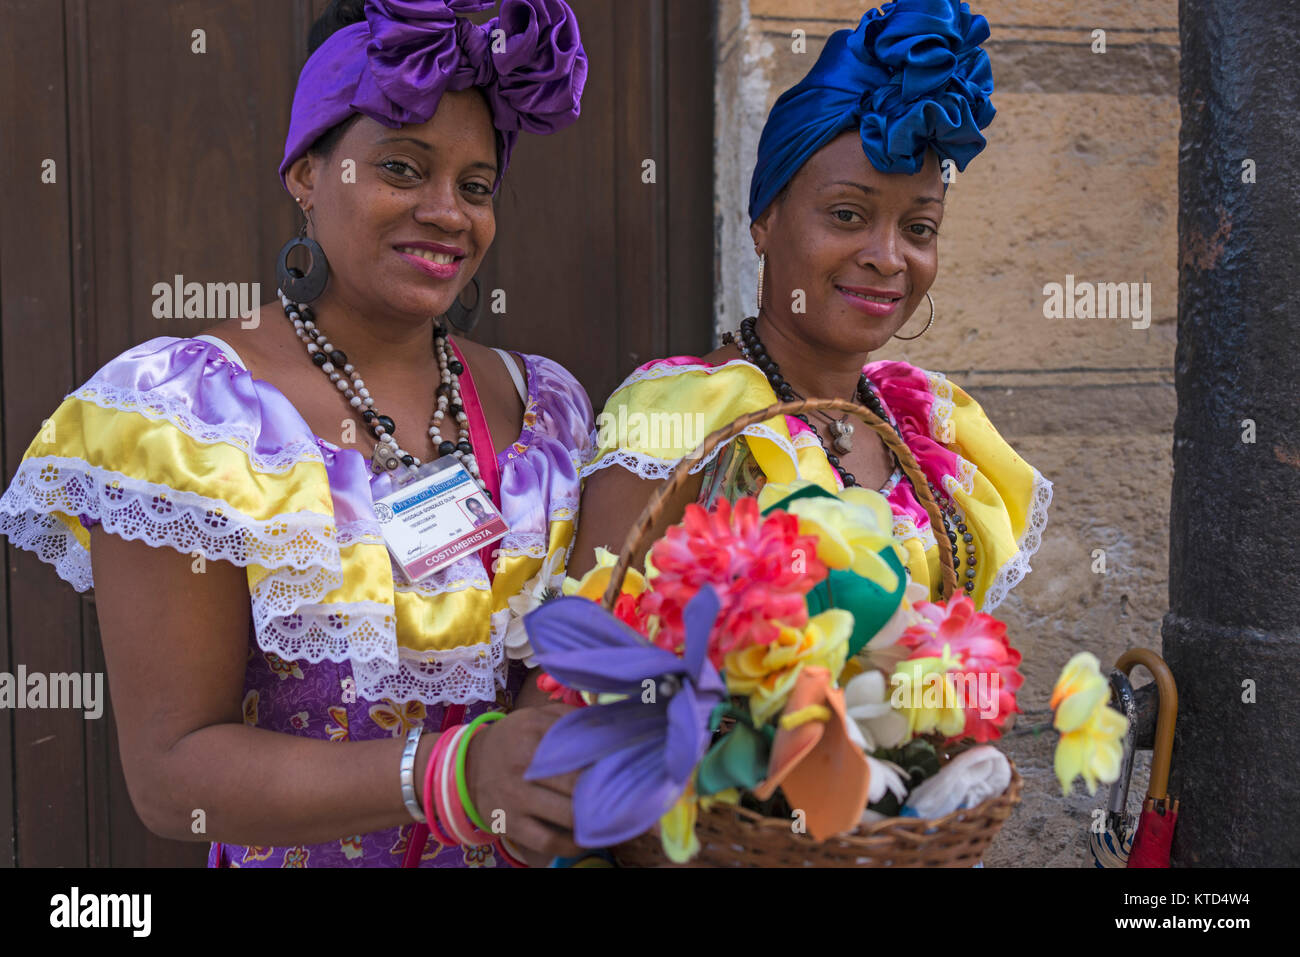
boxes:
[277,290,488,491]
[723,315,976,596]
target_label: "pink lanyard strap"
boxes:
[404,339,501,868]
[446,338,503,586]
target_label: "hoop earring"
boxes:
[756,253,766,315]
[893,292,936,340]
[443,277,482,334]
[276,219,330,303]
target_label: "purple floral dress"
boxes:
[0,335,595,867]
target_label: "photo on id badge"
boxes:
[460,494,495,528]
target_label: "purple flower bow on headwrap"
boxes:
[748,0,995,222]
[280,0,587,191]
[522,585,726,848]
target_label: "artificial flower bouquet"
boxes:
[520,480,1126,866]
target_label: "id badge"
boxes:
[372,456,508,584]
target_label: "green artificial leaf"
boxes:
[696,721,771,796]
[761,484,908,657]
[758,484,839,516]
[807,548,908,657]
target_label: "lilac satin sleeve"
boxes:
[494,352,594,542]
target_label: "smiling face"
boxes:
[284,88,498,322]
[750,132,945,354]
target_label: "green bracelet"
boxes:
[456,710,505,833]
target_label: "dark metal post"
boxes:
[1165,0,1300,865]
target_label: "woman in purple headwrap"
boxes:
[0,0,592,868]
[574,0,1053,615]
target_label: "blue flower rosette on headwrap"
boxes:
[749,0,995,222]
[280,0,587,192]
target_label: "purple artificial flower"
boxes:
[523,584,725,847]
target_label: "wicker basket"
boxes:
[598,397,1021,867]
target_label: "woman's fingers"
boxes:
[531,767,581,799]
[509,814,584,860]
[519,780,575,831]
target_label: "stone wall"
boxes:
[714,0,1179,866]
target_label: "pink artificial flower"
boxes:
[898,595,1023,743]
[640,497,828,668]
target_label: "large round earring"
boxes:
[443,277,482,334]
[276,219,330,303]
[756,252,766,315]
[894,292,936,340]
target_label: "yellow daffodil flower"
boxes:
[1051,653,1129,795]
[723,609,853,726]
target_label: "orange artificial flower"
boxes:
[752,666,872,841]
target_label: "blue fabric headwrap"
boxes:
[748,0,996,223]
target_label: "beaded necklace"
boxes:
[277,289,488,491]
[723,315,976,596]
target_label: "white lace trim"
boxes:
[0,456,513,705]
[981,467,1054,612]
[71,379,323,475]
[580,421,799,483]
[941,455,978,498]
[892,510,938,554]
[925,371,957,445]
[0,457,339,590]
[608,358,754,390]
[351,612,508,705]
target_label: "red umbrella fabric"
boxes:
[1128,798,1179,868]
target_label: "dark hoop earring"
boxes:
[894,292,935,341]
[276,222,330,303]
[444,277,482,334]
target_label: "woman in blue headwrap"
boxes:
[573,0,1053,615]
[0,0,593,868]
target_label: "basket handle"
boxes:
[599,397,958,610]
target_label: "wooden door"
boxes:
[0,0,713,867]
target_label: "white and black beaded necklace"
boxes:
[276,289,487,491]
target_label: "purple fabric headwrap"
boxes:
[279,0,587,191]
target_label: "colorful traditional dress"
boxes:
[584,356,1052,612]
[0,334,595,867]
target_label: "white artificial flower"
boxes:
[502,548,566,669]
[866,755,910,805]
[843,668,910,752]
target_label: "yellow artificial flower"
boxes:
[659,783,739,864]
[723,609,853,725]
[890,646,967,739]
[757,480,905,591]
[1051,653,1129,796]
[562,546,647,601]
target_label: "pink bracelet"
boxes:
[495,835,529,868]
[437,725,488,846]
[422,728,458,847]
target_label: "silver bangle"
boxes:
[400,726,426,823]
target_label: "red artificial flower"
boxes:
[640,497,828,668]
[898,595,1024,743]
[612,591,648,633]
[536,671,587,708]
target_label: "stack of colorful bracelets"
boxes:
[403,711,530,867]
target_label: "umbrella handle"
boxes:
[1116,649,1178,807]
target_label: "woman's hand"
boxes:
[466,702,584,863]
